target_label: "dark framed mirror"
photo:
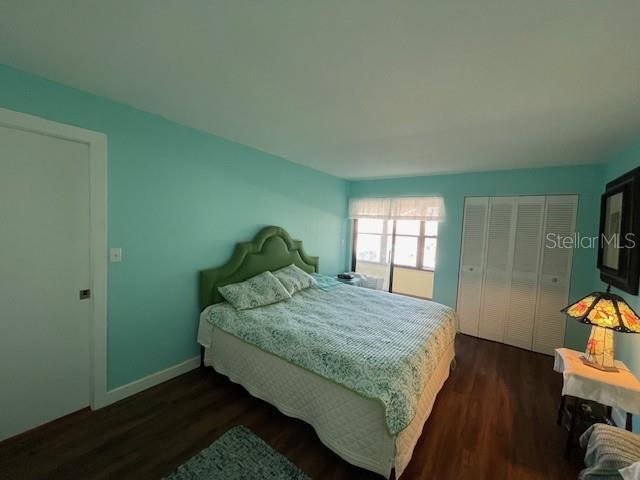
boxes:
[598,166,640,294]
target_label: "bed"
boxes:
[197,226,457,478]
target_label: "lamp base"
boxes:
[580,355,619,372]
[582,325,618,372]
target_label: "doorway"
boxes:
[0,109,107,441]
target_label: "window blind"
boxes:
[348,197,445,221]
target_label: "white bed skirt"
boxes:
[204,327,455,478]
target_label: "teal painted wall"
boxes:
[593,140,640,431]
[349,164,604,350]
[0,65,349,389]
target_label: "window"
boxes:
[355,219,384,263]
[354,219,438,271]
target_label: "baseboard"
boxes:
[103,356,200,406]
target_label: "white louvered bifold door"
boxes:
[503,196,546,350]
[457,197,489,336]
[478,197,517,343]
[532,195,578,355]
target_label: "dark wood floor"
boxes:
[0,335,582,480]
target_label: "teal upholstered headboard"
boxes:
[199,226,319,310]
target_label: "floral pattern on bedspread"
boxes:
[204,284,456,435]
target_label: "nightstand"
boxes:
[554,348,640,456]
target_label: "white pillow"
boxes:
[620,461,640,480]
[218,271,291,310]
[272,264,316,294]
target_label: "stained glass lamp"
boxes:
[561,285,640,372]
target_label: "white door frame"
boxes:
[0,108,108,409]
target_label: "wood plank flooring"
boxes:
[0,335,582,479]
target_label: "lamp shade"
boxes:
[562,290,640,333]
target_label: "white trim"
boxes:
[0,108,109,410]
[105,357,200,405]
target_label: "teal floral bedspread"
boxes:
[204,284,457,435]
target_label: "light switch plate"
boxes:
[110,247,122,263]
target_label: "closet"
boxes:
[457,195,578,355]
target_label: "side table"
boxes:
[554,348,640,456]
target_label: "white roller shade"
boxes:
[349,197,445,221]
[348,197,392,219]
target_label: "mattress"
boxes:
[202,326,455,477]
[200,284,457,435]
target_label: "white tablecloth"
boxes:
[554,348,640,415]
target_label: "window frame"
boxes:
[352,219,437,272]
[351,219,391,267]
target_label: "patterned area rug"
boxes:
[164,426,310,480]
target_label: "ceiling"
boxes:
[1,1,639,180]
